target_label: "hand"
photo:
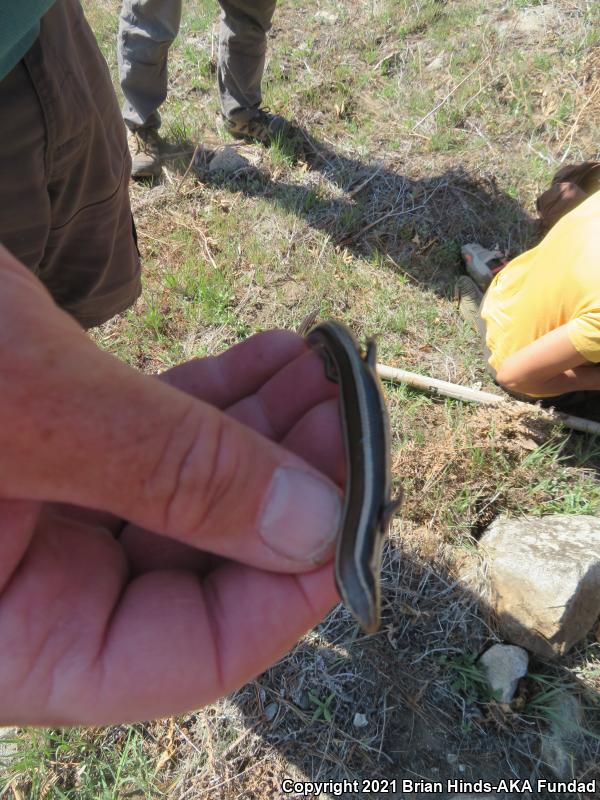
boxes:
[0,245,344,725]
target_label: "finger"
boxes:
[0,509,338,726]
[0,510,127,726]
[0,279,343,571]
[119,397,345,573]
[226,348,339,441]
[93,562,338,724]
[119,524,217,575]
[0,498,41,593]
[159,330,307,409]
[281,397,346,487]
[46,503,124,536]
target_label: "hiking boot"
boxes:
[223,108,289,144]
[461,243,507,291]
[127,127,162,179]
[455,275,484,329]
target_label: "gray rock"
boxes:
[480,515,600,658]
[315,10,338,24]
[478,644,528,703]
[353,712,368,728]
[207,146,250,175]
[494,5,562,39]
[540,692,583,778]
[514,5,561,35]
[426,52,446,71]
[0,726,18,764]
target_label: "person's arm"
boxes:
[495,324,600,396]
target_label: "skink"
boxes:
[306,320,402,633]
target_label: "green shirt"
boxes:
[0,1,56,81]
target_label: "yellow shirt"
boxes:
[481,190,600,395]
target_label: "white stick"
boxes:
[376,363,600,436]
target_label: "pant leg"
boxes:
[118,0,182,130]
[0,0,141,329]
[539,391,600,422]
[218,0,277,122]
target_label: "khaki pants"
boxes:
[0,0,141,329]
[118,0,277,130]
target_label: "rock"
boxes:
[514,5,561,35]
[0,727,18,764]
[494,5,561,39]
[314,10,338,24]
[353,712,368,728]
[480,515,600,658]
[264,702,278,722]
[478,644,528,703]
[426,51,446,71]
[207,146,250,175]
[540,692,583,778]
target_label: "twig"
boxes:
[220,721,260,760]
[166,210,219,270]
[557,82,600,152]
[527,138,555,166]
[176,143,200,194]
[372,50,402,72]
[412,54,491,130]
[347,165,383,198]
[377,362,600,436]
[162,165,175,186]
[385,253,424,286]
[343,183,443,244]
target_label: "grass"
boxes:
[3,0,600,797]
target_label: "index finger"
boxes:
[159,330,307,409]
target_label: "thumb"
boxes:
[0,281,341,571]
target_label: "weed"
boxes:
[308,691,336,723]
[438,652,499,703]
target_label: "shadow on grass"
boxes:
[161,126,600,799]
[195,122,539,297]
[183,531,600,800]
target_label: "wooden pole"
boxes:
[376,363,600,437]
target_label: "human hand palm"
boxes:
[0,332,343,725]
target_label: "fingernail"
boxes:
[259,467,342,562]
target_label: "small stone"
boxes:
[207,146,250,175]
[446,752,458,764]
[540,692,583,779]
[353,712,368,728]
[494,5,561,38]
[515,5,561,35]
[315,10,338,24]
[426,52,446,71]
[480,515,600,658]
[479,644,528,704]
[0,727,18,764]
[264,702,278,722]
